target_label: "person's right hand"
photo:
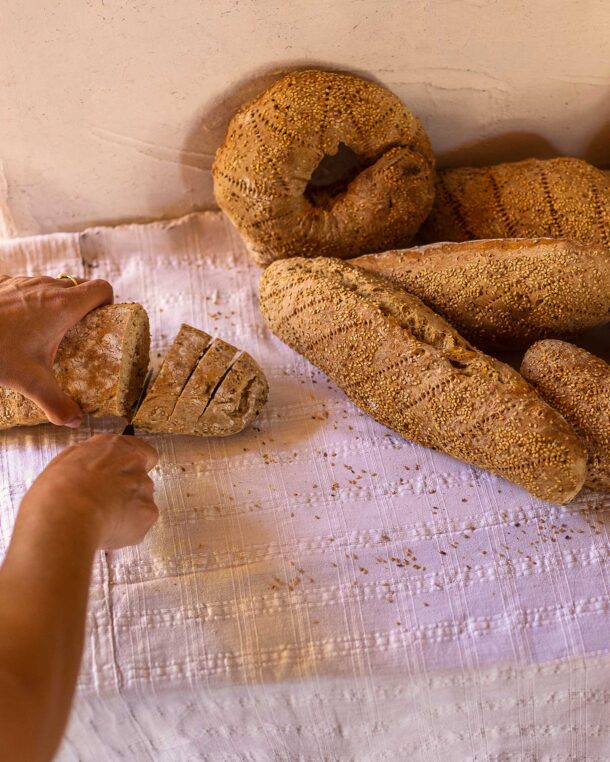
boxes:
[21,434,159,549]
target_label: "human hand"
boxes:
[0,275,113,427]
[21,434,159,550]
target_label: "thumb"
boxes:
[25,365,83,428]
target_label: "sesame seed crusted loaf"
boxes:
[0,304,150,429]
[259,257,587,504]
[419,157,610,247]
[134,324,268,436]
[521,341,610,492]
[213,69,435,266]
[352,238,610,350]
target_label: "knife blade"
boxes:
[122,368,153,436]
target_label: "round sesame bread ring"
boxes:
[212,69,436,267]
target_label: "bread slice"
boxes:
[0,304,150,429]
[134,325,268,437]
[195,352,269,436]
[352,238,610,350]
[169,338,238,432]
[521,341,610,491]
[132,324,211,431]
[259,257,587,504]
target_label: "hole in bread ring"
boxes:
[213,69,436,266]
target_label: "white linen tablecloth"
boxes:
[0,212,608,760]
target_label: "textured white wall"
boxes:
[1,0,608,235]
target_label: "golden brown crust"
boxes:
[259,257,587,503]
[352,238,610,349]
[168,338,238,433]
[521,341,610,491]
[0,304,150,429]
[135,326,268,437]
[133,324,211,430]
[196,352,269,436]
[419,158,610,246]
[213,69,435,266]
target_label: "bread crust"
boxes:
[419,157,610,246]
[133,324,211,430]
[352,238,610,349]
[196,352,269,436]
[0,304,150,429]
[521,340,610,491]
[213,69,435,266]
[259,257,587,503]
[168,338,238,433]
[135,326,268,437]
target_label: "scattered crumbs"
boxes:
[381,532,391,542]
[314,515,321,520]
[331,562,338,567]
[396,620,401,625]
[439,550,447,556]
[359,567,369,574]
[461,498,468,503]
[422,602,430,607]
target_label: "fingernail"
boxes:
[65,416,83,429]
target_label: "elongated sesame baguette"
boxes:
[521,341,610,491]
[134,324,268,436]
[259,258,587,503]
[0,304,150,429]
[419,157,610,246]
[352,238,610,349]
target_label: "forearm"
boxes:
[0,495,100,761]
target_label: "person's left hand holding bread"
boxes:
[0,273,114,427]
[0,273,160,762]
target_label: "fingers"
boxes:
[22,365,83,427]
[87,432,159,471]
[121,436,159,471]
[61,279,114,324]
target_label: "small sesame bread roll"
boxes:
[213,69,435,266]
[521,341,610,491]
[259,257,587,504]
[419,157,610,246]
[352,238,610,350]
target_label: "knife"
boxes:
[121,368,153,436]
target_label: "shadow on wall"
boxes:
[181,61,610,210]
